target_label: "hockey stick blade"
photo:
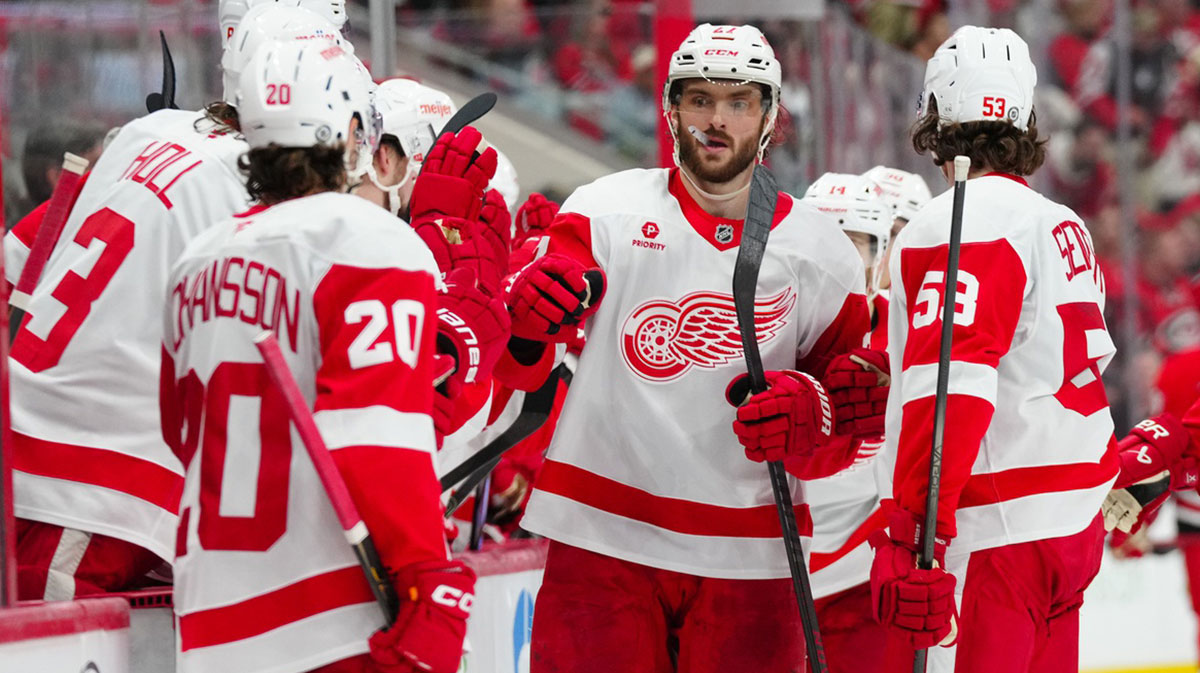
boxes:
[914,155,971,673]
[439,92,497,138]
[440,366,560,496]
[732,164,828,673]
[255,333,399,625]
[146,31,178,113]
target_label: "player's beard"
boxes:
[675,114,763,185]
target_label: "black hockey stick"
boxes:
[913,155,970,673]
[440,365,561,499]
[437,92,497,138]
[732,164,827,673]
[145,31,178,113]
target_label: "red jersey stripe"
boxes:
[535,459,813,538]
[810,506,886,572]
[958,435,1119,508]
[178,565,373,651]
[13,431,182,513]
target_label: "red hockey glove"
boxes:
[726,370,836,466]
[432,378,461,444]
[409,127,497,223]
[479,190,512,262]
[437,269,511,387]
[368,559,476,673]
[822,348,890,438]
[514,192,559,245]
[1104,413,1197,533]
[504,254,605,342]
[869,509,958,650]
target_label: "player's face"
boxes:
[674,80,766,184]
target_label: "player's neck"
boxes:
[351,180,387,209]
[678,165,753,219]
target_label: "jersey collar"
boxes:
[667,168,792,252]
[981,172,1030,187]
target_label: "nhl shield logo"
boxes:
[715,223,734,244]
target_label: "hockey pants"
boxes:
[16,518,162,601]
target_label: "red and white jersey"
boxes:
[886,173,1118,555]
[164,193,446,673]
[9,109,248,560]
[808,291,890,598]
[521,168,871,579]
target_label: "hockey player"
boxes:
[800,173,910,673]
[506,23,873,671]
[873,26,1119,672]
[864,165,934,293]
[164,39,471,673]
[6,4,346,601]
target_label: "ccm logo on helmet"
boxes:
[432,585,474,614]
[704,49,739,57]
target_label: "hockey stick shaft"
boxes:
[12,152,89,311]
[733,164,827,673]
[0,167,14,607]
[255,332,399,626]
[913,156,970,673]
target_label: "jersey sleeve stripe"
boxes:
[900,361,999,407]
[177,564,373,651]
[12,431,183,513]
[809,505,886,572]
[313,406,436,454]
[535,459,814,538]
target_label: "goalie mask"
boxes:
[802,173,891,294]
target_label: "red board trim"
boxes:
[0,597,129,645]
[535,459,813,538]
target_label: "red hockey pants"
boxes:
[530,540,805,673]
[928,514,1106,673]
[814,580,913,673]
[1177,532,1200,657]
[16,518,161,601]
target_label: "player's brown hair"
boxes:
[239,143,347,205]
[911,99,1047,176]
[200,101,241,135]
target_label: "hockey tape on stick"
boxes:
[913,155,971,673]
[437,92,497,138]
[732,164,827,673]
[12,152,89,311]
[441,366,561,500]
[145,31,178,113]
[255,332,399,625]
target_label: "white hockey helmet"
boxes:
[662,23,782,161]
[221,4,348,104]
[490,149,520,216]
[362,78,459,213]
[237,39,379,176]
[220,0,347,44]
[920,26,1037,131]
[803,172,891,291]
[863,165,933,223]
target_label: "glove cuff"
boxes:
[888,509,950,564]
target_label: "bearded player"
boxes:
[164,40,473,673]
[502,24,877,671]
[873,26,1120,672]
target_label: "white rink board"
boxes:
[1080,549,1197,671]
[460,567,542,673]
[0,598,130,673]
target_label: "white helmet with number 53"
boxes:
[920,25,1037,131]
[236,39,379,176]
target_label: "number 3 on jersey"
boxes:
[911,269,980,329]
[345,299,425,369]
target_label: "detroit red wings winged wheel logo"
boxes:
[621,288,796,382]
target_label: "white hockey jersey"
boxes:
[521,168,871,579]
[9,109,248,560]
[808,292,890,599]
[886,173,1118,555]
[165,194,446,673]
